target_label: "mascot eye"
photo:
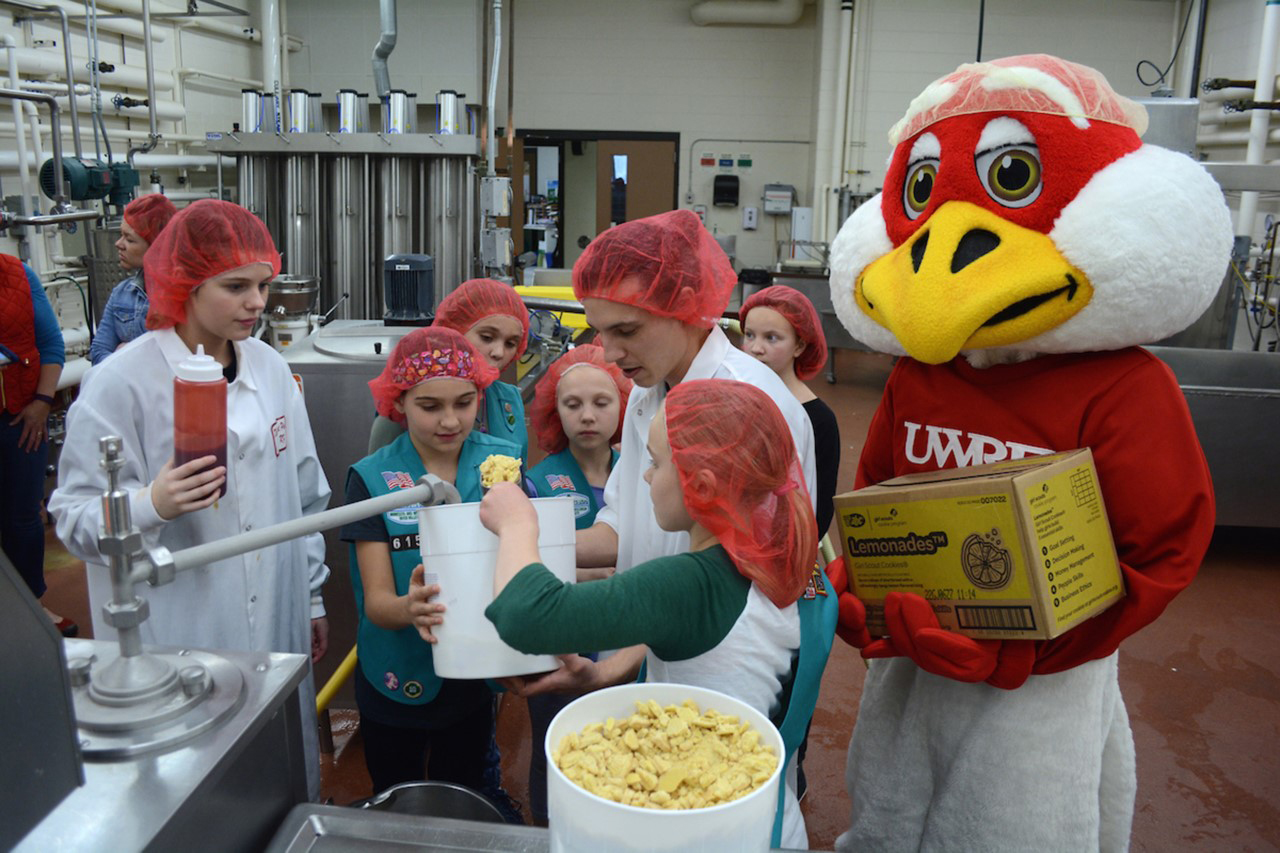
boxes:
[902,160,938,219]
[976,146,1042,207]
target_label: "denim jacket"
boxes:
[90,273,149,364]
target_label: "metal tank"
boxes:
[213,100,479,323]
[326,153,372,319]
[85,220,124,325]
[282,153,321,278]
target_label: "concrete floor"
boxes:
[38,349,1280,851]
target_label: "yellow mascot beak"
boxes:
[856,201,1093,364]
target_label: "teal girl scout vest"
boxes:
[526,448,619,530]
[482,381,527,460]
[349,429,522,704]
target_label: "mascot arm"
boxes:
[828,378,903,649]
[1033,357,1215,674]
[854,365,902,490]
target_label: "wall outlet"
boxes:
[743,206,759,231]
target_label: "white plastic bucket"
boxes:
[418,496,576,679]
[545,683,784,852]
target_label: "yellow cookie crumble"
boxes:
[553,699,778,810]
[480,454,522,488]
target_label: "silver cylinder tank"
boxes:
[326,154,373,319]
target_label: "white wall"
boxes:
[286,0,483,105]
[513,0,820,270]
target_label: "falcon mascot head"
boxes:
[830,54,1234,367]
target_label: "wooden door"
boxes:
[595,139,677,234]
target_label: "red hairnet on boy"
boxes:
[572,209,737,329]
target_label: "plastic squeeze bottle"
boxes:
[173,344,228,499]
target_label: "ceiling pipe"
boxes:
[0,151,231,169]
[0,44,173,91]
[53,91,185,121]
[486,0,501,174]
[691,0,806,26]
[1236,0,1280,237]
[126,0,160,166]
[15,0,170,42]
[261,0,282,132]
[40,0,308,50]
[372,0,396,98]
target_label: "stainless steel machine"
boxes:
[8,436,462,850]
[210,100,482,322]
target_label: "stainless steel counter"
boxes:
[266,804,820,852]
[17,639,310,853]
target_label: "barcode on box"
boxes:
[956,605,1037,631]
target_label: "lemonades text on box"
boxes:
[833,449,1125,640]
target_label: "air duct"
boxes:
[691,0,806,26]
[372,0,397,99]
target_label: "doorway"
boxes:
[514,130,679,270]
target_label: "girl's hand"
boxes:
[150,456,226,520]
[479,482,539,536]
[407,564,445,644]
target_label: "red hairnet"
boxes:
[143,199,281,329]
[741,285,829,380]
[433,278,530,359]
[368,326,498,425]
[665,379,816,608]
[529,343,633,454]
[572,209,736,329]
[122,193,177,245]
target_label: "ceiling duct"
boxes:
[690,0,807,26]
[372,0,397,98]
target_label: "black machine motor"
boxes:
[382,253,434,326]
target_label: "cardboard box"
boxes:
[833,449,1125,640]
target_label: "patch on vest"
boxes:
[382,470,416,490]
[403,680,424,699]
[386,506,422,526]
[545,473,574,491]
[503,400,516,427]
[384,671,399,691]
[802,561,829,600]
[571,492,590,519]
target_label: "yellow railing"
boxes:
[316,645,358,714]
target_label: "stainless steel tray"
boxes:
[266,804,550,852]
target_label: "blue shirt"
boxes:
[27,264,65,367]
[90,272,148,364]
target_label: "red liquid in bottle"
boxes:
[173,345,228,499]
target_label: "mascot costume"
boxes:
[826,55,1231,851]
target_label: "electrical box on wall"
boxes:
[713,175,740,207]
[763,183,796,214]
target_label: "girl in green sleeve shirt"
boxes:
[411,378,827,848]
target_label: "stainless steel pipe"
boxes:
[147,475,460,581]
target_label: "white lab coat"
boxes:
[49,328,331,796]
[595,325,817,573]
